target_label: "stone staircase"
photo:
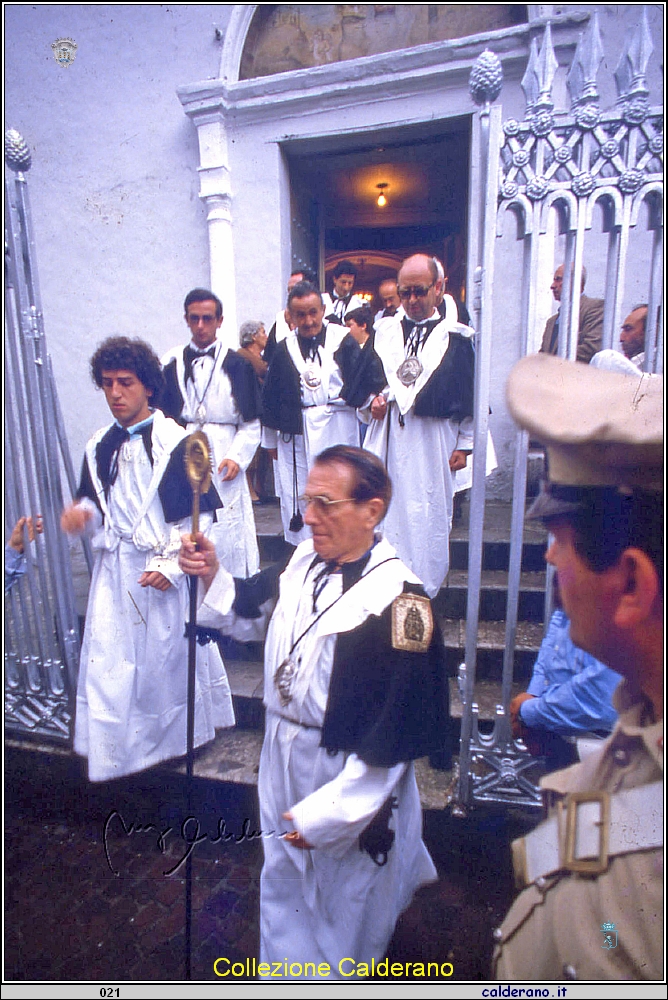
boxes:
[7,495,549,809]
[167,499,549,809]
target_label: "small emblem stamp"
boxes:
[391,592,433,652]
[601,921,618,950]
[51,38,78,68]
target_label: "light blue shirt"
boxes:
[520,608,621,734]
[5,545,26,593]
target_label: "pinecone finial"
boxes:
[5,130,32,172]
[469,49,503,106]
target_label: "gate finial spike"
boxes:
[567,10,604,107]
[522,23,558,116]
[5,129,32,173]
[614,6,653,102]
[521,37,540,112]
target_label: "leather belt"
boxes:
[513,781,663,887]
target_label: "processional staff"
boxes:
[183,430,212,979]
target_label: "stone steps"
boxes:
[187,499,550,796]
[436,568,546,624]
[166,727,455,810]
[11,498,549,807]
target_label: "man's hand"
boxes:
[370,394,387,420]
[218,458,240,481]
[282,812,313,850]
[61,504,92,535]
[449,449,471,472]
[509,692,536,739]
[9,515,43,554]
[138,571,172,591]
[179,531,219,592]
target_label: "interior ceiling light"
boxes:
[376,182,389,207]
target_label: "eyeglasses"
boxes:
[300,494,356,513]
[397,283,435,300]
[187,313,217,324]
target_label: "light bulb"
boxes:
[377,193,387,207]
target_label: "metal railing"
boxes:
[4,129,86,742]
[456,9,662,811]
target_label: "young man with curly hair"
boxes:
[61,336,234,781]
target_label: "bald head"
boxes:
[397,255,442,322]
[620,306,647,360]
[378,279,400,313]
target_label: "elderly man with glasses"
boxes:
[363,253,475,597]
[180,444,449,978]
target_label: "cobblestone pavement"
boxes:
[5,747,528,982]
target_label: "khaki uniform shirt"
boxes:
[494,682,663,980]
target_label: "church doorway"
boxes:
[283,115,471,315]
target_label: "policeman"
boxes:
[494,353,663,981]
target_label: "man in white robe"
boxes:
[261,282,362,545]
[62,337,234,782]
[263,267,318,367]
[180,445,449,977]
[363,254,475,597]
[374,278,402,325]
[161,288,261,578]
[321,259,365,325]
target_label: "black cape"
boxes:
[161,347,261,427]
[77,421,221,524]
[261,329,362,435]
[411,329,475,421]
[229,559,452,768]
[339,333,387,410]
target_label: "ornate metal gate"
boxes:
[4,130,86,741]
[456,10,662,811]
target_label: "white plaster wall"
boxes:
[4,4,234,465]
[5,4,663,494]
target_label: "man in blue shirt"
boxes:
[510,606,621,768]
[5,516,42,592]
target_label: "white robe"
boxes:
[322,291,366,324]
[363,303,474,597]
[73,410,234,782]
[161,341,260,578]
[261,324,360,545]
[198,537,437,976]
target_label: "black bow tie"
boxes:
[97,425,130,495]
[401,317,439,353]
[298,330,325,361]
[184,344,216,383]
[310,557,342,612]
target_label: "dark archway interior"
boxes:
[285,116,471,312]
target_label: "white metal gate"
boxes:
[4,130,85,741]
[456,10,662,810]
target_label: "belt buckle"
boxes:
[563,791,610,874]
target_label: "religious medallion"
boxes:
[274,657,297,704]
[302,366,321,390]
[396,357,423,386]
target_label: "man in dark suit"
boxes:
[540,264,603,363]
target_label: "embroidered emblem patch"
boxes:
[391,593,433,652]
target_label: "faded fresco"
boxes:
[240,4,527,79]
